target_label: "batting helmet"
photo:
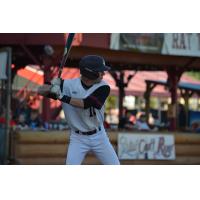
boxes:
[79,55,110,80]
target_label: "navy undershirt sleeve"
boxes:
[83,85,110,109]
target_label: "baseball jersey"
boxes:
[62,78,109,132]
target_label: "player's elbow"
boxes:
[83,105,102,110]
[83,96,103,110]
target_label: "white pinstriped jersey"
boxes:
[62,78,108,132]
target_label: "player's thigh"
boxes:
[93,137,120,165]
[66,135,89,165]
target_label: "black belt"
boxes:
[75,127,101,135]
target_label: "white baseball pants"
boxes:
[66,128,120,165]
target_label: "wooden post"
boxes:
[181,89,193,128]
[185,90,189,128]
[109,70,136,121]
[167,69,183,131]
[144,81,156,123]
[41,51,55,122]
[118,72,125,120]
[5,47,12,164]
[144,84,151,123]
[42,65,51,122]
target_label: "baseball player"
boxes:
[38,55,120,165]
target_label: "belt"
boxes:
[75,127,101,135]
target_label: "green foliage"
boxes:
[187,72,200,80]
[150,97,158,109]
[105,95,117,113]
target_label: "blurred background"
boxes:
[1,33,200,164]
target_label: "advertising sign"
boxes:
[118,133,176,160]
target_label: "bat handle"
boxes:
[58,67,62,78]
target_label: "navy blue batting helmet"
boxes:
[79,55,110,80]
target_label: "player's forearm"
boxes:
[38,86,84,108]
[68,98,84,108]
[58,95,84,108]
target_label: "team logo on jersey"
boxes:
[72,91,77,94]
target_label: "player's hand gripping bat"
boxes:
[38,33,75,97]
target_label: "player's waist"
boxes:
[74,127,101,135]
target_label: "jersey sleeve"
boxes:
[83,85,110,110]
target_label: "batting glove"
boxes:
[50,85,64,99]
[51,78,62,86]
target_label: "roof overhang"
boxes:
[1,45,200,71]
[145,79,200,95]
[67,46,200,71]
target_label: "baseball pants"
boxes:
[66,128,120,165]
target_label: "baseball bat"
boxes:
[58,33,75,78]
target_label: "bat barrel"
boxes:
[58,33,75,78]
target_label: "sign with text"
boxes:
[162,33,200,57]
[110,33,200,57]
[118,133,176,160]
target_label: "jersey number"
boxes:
[89,107,96,117]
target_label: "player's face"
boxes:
[94,71,105,83]
[99,71,105,79]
